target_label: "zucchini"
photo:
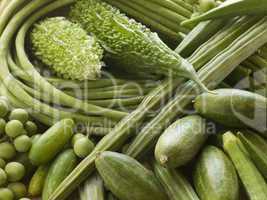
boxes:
[95,151,168,200]
[28,165,49,197]
[153,161,199,200]
[42,149,78,200]
[155,115,208,168]
[193,145,239,200]
[194,89,267,135]
[223,132,267,200]
[79,173,104,200]
[237,131,267,178]
[29,119,74,165]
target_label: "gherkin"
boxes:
[31,17,104,81]
[69,0,208,91]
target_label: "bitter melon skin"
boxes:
[31,17,103,81]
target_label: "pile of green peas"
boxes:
[0,96,38,200]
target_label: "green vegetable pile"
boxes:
[0,0,266,199]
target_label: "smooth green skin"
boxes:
[194,89,267,134]
[5,120,25,138]
[0,100,9,118]
[29,119,74,165]
[28,165,49,197]
[183,0,267,26]
[14,153,36,182]
[0,159,6,169]
[71,133,85,147]
[223,132,267,200]
[238,132,267,179]
[0,188,14,200]
[9,109,29,124]
[79,173,104,200]
[19,198,30,200]
[42,149,78,200]
[199,0,216,13]
[5,162,25,182]
[31,134,41,144]
[193,146,239,200]
[14,135,32,153]
[153,161,199,200]
[0,169,7,187]
[95,151,168,200]
[25,121,38,136]
[0,142,16,160]
[155,115,208,168]
[7,182,27,199]
[0,119,6,135]
[73,137,95,158]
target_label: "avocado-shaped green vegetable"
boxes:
[194,89,267,135]
[0,169,7,187]
[69,0,209,92]
[194,145,239,200]
[95,151,168,200]
[9,109,29,124]
[31,17,103,81]
[5,162,25,182]
[0,188,14,200]
[8,182,27,199]
[155,115,208,168]
[0,142,16,160]
[29,119,74,165]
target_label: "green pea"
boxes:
[0,159,6,169]
[0,100,9,118]
[8,182,27,199]
[199,0,216,13]
[31,134,41,144]
[5,120,25,138]
[5,162,25,182]
[0,119,6,136]
[9,109,29,124]
[71,133,85,147]
[73,137,95,158]
[0,142,16,160]
[0,169,7,187]
[0,188,14,200]
[14,136,32,153]
[24,121,38,136]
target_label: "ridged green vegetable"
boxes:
[153,161,199,200]
[183,0,267,26]
[194,89,267,135]
[29,119,74,165]
[69,0,209,92]
[194,145,239,200]
[237,131,267,178]
[155,115,208,168]
[95,151,168,200]
[28,165,49,197]
[42,149,78,200]
[31,17,103,81]
[79,173,104,200]
[223,132,267,200]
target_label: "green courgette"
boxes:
[155,115,208,168]
[153,161,199,200]
[194,89,267,135]
[194,145,239,200]
[42,149,78,200]
[95,151,168,200]
[29,119,74,165]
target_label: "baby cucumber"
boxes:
[29,119,74,165]
[28,165,49,197]
[42,149,78,200]
[155,115,208,168]
[95,151,168,200]
[194,89,267,135]
[194,145,239,200]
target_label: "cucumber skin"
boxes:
[28,165,49,197]
[42,149,78,200]
[29,119,74,165]
[155,115,208,168]
[194,145,239,200]
[95,151,168,200]
[194,89,267,135]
